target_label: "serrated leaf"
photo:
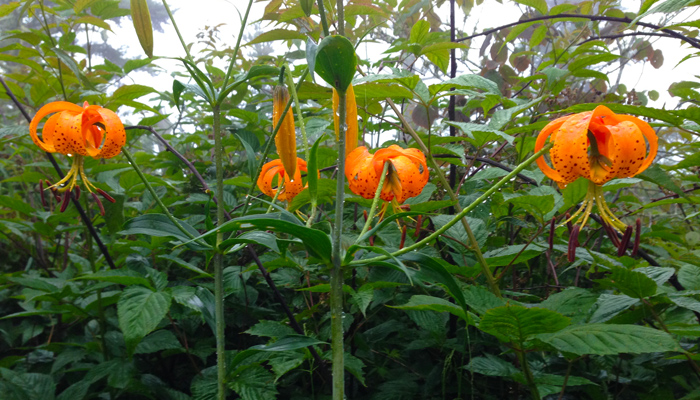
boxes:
[228,365,278,400]
[596,267,658,298]
[0,2,20,17]
[117,286,172,356]
[465,354,519,377]
[479,305,570,347]
[679,264,700,290]
[134,329,183,354]
[536,324,681,355]
[589,294,639,323]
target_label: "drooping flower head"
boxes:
[345,145,429,204]
[332,83,358,156]
[535,105,658,260]
[257,157,308,203]
[30,101,125,214]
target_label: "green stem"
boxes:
[331,86,347,400]
[122,148,210,247]
[348,143,553,267]
[220,0,254,100]
[355,162,389,244]
[212,105,227,400]
[84,194,107,359]
[285,63,310,161]
[266,182,282,213]
[331,3,347,397]
[316,0,330,37]
[385,99,501,296]
[517,350,541,400]
[162,0,193,61]
[242,69,309,215]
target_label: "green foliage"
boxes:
[1,0,700,398]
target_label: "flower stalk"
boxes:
[331,86,347,400]
[212,105,227,400]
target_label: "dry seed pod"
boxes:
[273,84,297,178]
[332,83,358,156]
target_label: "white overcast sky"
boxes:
[111,0,698,111]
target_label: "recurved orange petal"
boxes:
[29,101,83,153]
[92,107,126,159]
[346,146,379,199]
[534,114,570,184]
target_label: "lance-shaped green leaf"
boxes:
[307,134,327,207]
[393,295,473,323]
[183,213,332,262]
[219,65,279,101]
[119,214,210,250]
[314,35,356,93]
[172,79,185,111]
[130,0,153,58]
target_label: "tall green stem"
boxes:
[162,0,192,61]
[122,148,209,248]
[348,143,553,267]
[212,106,227,400]
[221,0,254,98]
[331,88,347,400]
[355,162,389,244]
[517,350,541,400]
[316,0,330,36]
[331,2,347,398]
[385,98,501,296]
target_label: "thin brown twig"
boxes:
[455,14,700,50]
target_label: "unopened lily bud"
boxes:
[332,83,358,156]
[273,83,297,178]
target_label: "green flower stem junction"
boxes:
[355,162,390,244]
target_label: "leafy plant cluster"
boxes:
[1,0,699,399]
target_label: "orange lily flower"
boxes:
[257,157,308,202]
[30,101,125,214]
[345,145,429,204]
[535,105,658,259]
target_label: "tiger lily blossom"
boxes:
[345,145,429,204]
[257,157,308,203]
[30,101,125,214]
[535,105,658,260]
